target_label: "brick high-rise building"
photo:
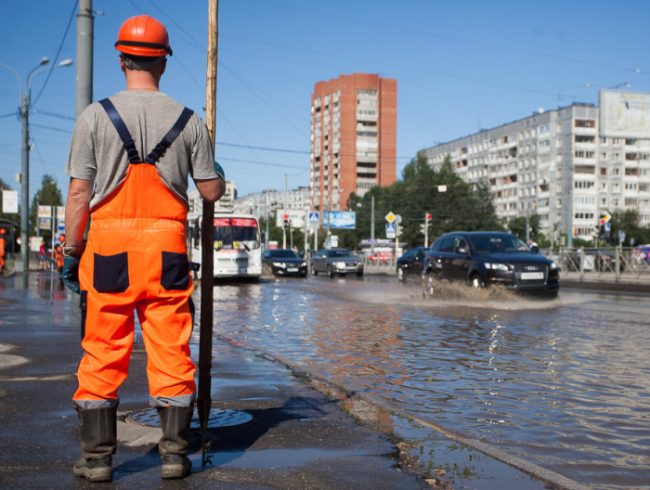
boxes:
[310,73,397,215]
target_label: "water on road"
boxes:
[209,275,650,489]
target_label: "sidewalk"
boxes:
[0,273,562,489]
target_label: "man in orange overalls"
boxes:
[63,15,224,482]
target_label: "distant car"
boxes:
[311,248,364,278]
[396,247,428,282]
[262,249,307,277]
[421,231,560,297]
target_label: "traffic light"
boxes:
[420,223,428,234]
[283,213,290,230]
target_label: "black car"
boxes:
[262,249,307,277]
[396,246,427,282]
[311,248,364,278]
[421,231,560,296]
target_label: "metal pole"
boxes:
[370,195,375,254]
[198,0,218,467]
[424,215,429,248]
[76,0,93,116]
[20,93,30,280]
[49,206,55,303]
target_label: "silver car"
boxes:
[311,248,364,278]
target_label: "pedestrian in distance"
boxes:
[38,238,48,270]
[0,229,6,274]
[62,14,225,483]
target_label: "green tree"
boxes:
[608,209,650,246]
[352,153,501,248]
[29,175,63,240]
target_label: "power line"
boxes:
[32,110,76,121]
[218,155,306,170]
[0,112,16,119]
[31,0,78,108]
[30,123,71,134]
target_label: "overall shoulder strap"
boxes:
[145,107,194,164]
[98,98,142,164]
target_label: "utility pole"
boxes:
[20,92,29,278]
[198,0,218,467]
[370,195,375,254]
[76,0,93,115]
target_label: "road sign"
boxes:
[2,190,18,214]
[385,211,396,223]
[385,222,396,239]
[599,211,611,225]
[394,214,402,224]
[308,211,319,223]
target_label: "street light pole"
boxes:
[1,57,73,279]
[20,89,30,276]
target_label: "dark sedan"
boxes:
[421,231,559,297]
[262,249,307,277]
[311,248,364,278]
[396,246,427,282]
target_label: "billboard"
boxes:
[599,90,650,138]
[275,209,306,229]
[323,211,356,230]
[2,190,18,214]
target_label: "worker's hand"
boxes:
[61,255,81,294]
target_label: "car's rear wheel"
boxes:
[356,269,364,277]
[311,264,318,276]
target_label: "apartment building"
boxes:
[187,180,237,220]
[310,73,397,215]
[424,90,650,243]
[233,186,311,219]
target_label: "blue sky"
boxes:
[1,0,649,202]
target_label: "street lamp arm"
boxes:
[0,62,21,99]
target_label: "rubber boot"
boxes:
[72,406,117,482]
[157,405,194,479]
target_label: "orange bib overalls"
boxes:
[73,98,196,409]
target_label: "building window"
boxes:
[575,119,595,128]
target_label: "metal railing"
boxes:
[542,246,650,281]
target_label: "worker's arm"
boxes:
[195,177,225,203]
[64,177,93,257]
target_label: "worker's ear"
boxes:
[160,58,167,76]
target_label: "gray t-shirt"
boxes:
[66,90,217,210]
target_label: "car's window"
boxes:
[454,238,469,253]
[467,234,529,253]
[402,248,416,259]
[439,235,455,252]
[326,249,352,258]
[269,250,298,258]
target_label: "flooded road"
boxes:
[209,275,650,489]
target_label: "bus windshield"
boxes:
[214,217,260,249]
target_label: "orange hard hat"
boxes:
[115,15,172,57]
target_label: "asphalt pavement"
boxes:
[0,271,575,489]
[0,272,433,489]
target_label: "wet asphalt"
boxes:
[0,273,430,489]
[0,272,562,489]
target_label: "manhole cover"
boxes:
[127,408,253,429]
